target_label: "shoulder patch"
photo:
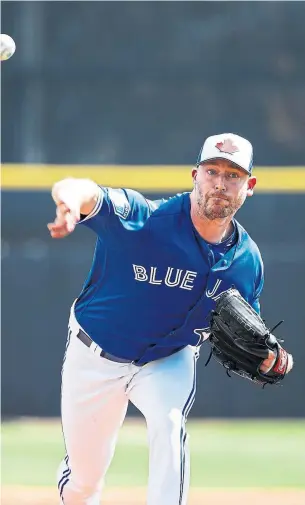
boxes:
[108,188,131,220]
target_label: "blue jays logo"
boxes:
[108,188,131,220]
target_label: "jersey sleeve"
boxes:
[251,257,264,314]
[79,186,165,235]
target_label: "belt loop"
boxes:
[91,342,103,356]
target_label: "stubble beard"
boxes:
[196,187,245,221]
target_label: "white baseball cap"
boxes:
[196,133,253,174]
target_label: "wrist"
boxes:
[52,178,98,214]
[260,350,276,374]
[52,178,80,205]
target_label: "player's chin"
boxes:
[206,204,232,219]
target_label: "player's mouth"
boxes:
[210,194,229,202]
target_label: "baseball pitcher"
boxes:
[48,133,293,505]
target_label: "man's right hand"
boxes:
[47,201,80,238]
[47,178,99,239]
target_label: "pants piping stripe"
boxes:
[179,354,197,505]
[59,476,71,498]
[62,328,72,371]
[58,466,70,490]
[59,326,72,502]
[58,455,71,495]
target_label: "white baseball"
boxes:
[0,34,16,61]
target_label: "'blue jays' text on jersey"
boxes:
[74,187,264,365]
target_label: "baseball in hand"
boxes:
[0,34,16,61]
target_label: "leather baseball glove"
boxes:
[208,288,293,386]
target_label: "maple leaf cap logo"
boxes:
[216,138,239,155]
[196,133,253,174]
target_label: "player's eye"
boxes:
[228,172,240,179]
[207,169,217,176]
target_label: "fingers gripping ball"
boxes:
[0,34,16,61]
[208,288,294,386]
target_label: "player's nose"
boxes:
[214,177,226,192]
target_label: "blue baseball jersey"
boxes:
[74,187,264,365]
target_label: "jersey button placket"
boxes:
[207,247,214,267]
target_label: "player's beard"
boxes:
[196,186,246,220]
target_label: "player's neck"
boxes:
[190,199,234,244]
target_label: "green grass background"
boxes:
[2,419,305,488]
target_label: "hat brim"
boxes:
[197,156,252,175]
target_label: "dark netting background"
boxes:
[2,1,305,165]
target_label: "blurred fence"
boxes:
[2,171,305,418]
[2,1,305,166]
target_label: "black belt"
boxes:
[77,329,135,364]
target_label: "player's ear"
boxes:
[246,176,256,197]
[192,167,198,184]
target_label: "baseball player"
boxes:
[48,133,292,505]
